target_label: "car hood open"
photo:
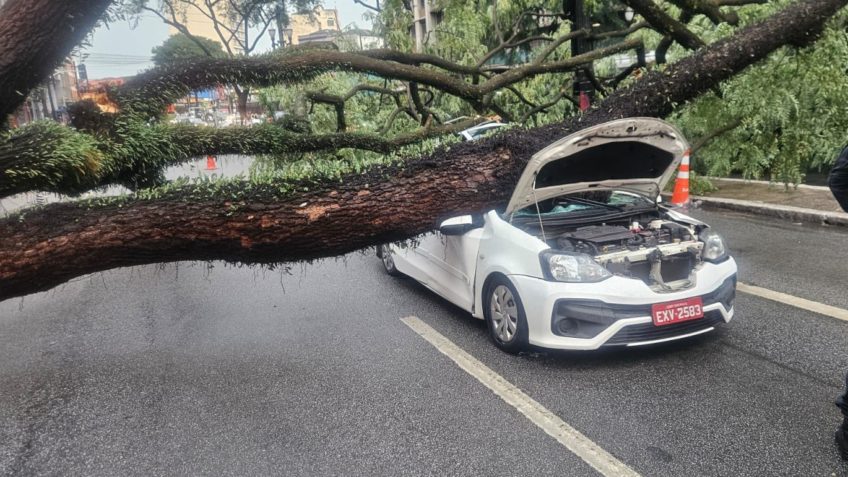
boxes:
[505,117,689,216]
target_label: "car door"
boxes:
[393,216,484,311]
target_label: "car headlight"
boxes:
[540,251,612,283]
[700,229,728,262]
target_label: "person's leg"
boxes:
[829,176,848,212]
[829,150,848,212]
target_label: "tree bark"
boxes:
[0,0,112,123]
[0,0,846,301]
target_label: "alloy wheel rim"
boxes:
[490,285,518,342]
[381,246,395,271]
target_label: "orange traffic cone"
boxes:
[205,155,218,170]
[670,150,691,208]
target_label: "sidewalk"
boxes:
[685,177,848,227]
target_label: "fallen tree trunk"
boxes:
[0,0,845,301]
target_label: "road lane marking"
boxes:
[400,316,641,477]
[737,283,848,322]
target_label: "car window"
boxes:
[468,124,506,140]
[513,190,653,218]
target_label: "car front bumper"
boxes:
[508,258,738,351]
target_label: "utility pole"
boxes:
[566,0,594,110]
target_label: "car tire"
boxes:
[378,244,403,277]
[483,276,528,354]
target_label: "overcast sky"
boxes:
[81,1,374,79]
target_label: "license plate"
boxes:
[651,297,704,326]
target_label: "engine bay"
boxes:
[516,205,705,292]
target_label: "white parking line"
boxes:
[737,283,848,322]
[401,316,641,477]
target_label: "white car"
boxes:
[378,117,737,353]
[458,121,508,141]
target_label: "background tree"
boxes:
[151,33,226,66]
[672,7,848,185]
[0,0,846,301]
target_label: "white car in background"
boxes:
[458,121,508,141]
[378,118,737,353]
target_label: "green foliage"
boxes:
[673,9,848,184]
[689,173,717,196]
[250,130,462,184]
[151,33,226,66]
[0,121,112,196]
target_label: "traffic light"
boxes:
[77,64,88,82]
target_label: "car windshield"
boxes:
[513,190,655,218]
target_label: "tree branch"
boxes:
[518,88,569,123]
[358,50,480,75]
[666,0,739,25]
[305,91,347,132]
[0,117,490,198]
[715,0,767,6]
[114,40,641,118]
[691,118,743,153]
[143,3,218,57]
[353,0,381,12]
[620,0,706,50]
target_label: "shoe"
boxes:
[837,428,848,460]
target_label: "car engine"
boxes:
[550,218,704,291]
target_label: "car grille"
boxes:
[550,275,736,341]
[603,310,725,346]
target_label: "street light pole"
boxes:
[269,27,277,49]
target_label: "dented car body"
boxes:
[379,118,737,353]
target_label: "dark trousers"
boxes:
[829,147,848,212]
[839,372,848,430]
[832,150,848,434]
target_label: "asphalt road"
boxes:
[1,208,847,476]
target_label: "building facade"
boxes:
[10,60,80,127]
[411,0,442,52]
[288,6,340,45]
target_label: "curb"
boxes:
[703,177,831,192]
[687,195,848,227]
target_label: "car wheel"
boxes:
[379,244,403,277]
[484,276,528,353]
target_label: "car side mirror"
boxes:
[439,215,476,236]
